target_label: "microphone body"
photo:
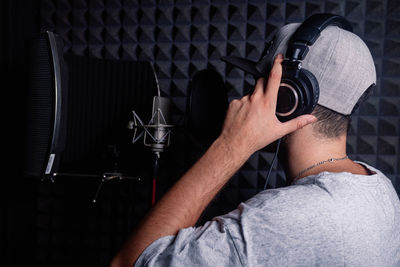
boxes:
[144,96,173,153]
[130,96,173,154]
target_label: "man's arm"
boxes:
[110,54,317,267]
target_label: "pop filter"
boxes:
[186,69,228,150]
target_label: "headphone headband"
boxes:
[286,13,353,61]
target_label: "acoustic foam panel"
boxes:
[41,0,398,194]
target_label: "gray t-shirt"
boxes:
[135,162,400,266]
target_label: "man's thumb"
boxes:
[282,115,318,134]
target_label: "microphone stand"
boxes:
[152,152,160,206]
[47,172,141,203]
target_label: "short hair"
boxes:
[311,84,375,139]
[311,105,351,138]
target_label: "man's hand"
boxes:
[220,54,317,156]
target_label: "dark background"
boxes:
[3,0,399,266]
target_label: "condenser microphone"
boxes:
[128,60,173,154]
[144,96,173,153]
[129,96,173,154]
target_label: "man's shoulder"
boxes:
[237,163,399,223]
[243,179,332,209]
[232,181,338,227]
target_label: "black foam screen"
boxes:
[24,32,158,179]
[24,32,68,178]
[59,54,157,176]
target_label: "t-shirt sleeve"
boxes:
[134,215,245,267]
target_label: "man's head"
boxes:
[223,17,377,139]
[265,22,376,139]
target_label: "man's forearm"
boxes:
[111,136,251,267]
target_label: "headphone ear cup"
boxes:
[276,66,319,122]
[299,68,319,114]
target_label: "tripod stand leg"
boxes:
[92,178,105,203]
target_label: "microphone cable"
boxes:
[263,138,281,191]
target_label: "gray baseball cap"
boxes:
[223,23,377,115]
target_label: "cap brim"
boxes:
[221,56,262,78]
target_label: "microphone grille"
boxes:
[152,96,172,125]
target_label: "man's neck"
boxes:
[282,125,352,184]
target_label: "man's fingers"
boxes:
[252,77,265,98]
[252,54,283,101]
[265,54,284,106]
[281,115,318,135]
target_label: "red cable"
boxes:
[152,177,156,205]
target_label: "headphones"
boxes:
[221,13,353,122]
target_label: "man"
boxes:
[111,22,400,266]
